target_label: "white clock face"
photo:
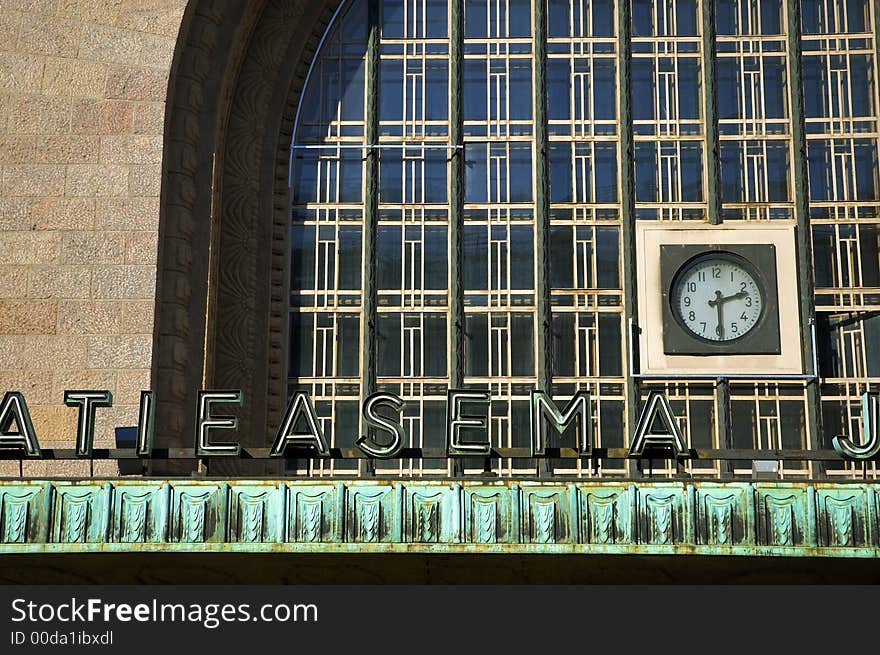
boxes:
[671,255,764,342]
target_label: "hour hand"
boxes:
[719,290,748,304]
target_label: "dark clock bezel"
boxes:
[660,244,781,356]
[670,251,766,345]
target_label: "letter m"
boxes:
[530,391,592,457]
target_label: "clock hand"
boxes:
[708,290,724,339]
[718,290,748,304]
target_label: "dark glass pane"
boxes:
[592,0,614,36]
[678,59,700,119]
[761,0,782,34]
[510,60,533,120]
[716,59,738,119]
[632,59,654,120]
[380,59,404,122]
[511,313,535,376]
[510,225,535,289]
[377,226,402,290]
[763,58,786,118]
[464,145,487,202]
[509,144,533,202]
[293,153,318,204]
[600,400,624,448]
[766,142,789,201]
[341,60,365,121]
[334,400,360,448]
[596,227,619,288]
[632,0,653,36]
[855,140,879,201]
[424,226,448,290]
[811,225,834,287]
[548,0,568,37]
[594,60,616,120]
[720,141,743,203]
[424,315,447,376]
[866,315,880,376]
[550,226,574,288]
[548,59,570,121]
[595,143,617,202]
[339,151,363,202]
[425,149,448,203]
[463,225,488,289]
[463,59,487,121]
[338,226,362,289]
[465,0,487,38]
[860,225,880,287]
[676,0,698,34]
[465,313,488,376]
[509,0,531,36]
[291,225,317,290]
[598,313,622,375]
[338,314,361,377]
[382,0,404,40]
[426,0,448,37]
[689,400,714,449]
[680,143,703,201]
[425,61,449,122]
[635,143,658,202]
[380,151,402,203]
[802,57,824,118]
[377,313,401,376]
[549,143,572,203]
[807,141,830,201]
[552,313,575,376]
[289,313,314,376]
[716,0,735,34]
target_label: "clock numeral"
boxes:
[698,271,706,281]
[688,311,695,321]
[687,282,696,292]
[712,267,721,278]
[744,296,752,307]
[715,325,722,336]
[731,322,738,334]
[740,282,747,292]
[700,322,707,333]
[740,312,747,320]
[683,296,691,307]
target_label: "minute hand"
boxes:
[708,290,748,307]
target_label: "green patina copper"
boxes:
[0,479,877,557]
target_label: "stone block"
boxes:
[61,231,126,264]
[0,52,44,93]
[0,369,54,403]
[36,135,101,164]
[64,163,128,196]
[87,333,151,368]
[72,98,133,134]
[0,135,37,163]
[0,198,33,230]
[105,65,167,101]
[42,57,108,98]
[52,368,117,398]
[18,12,82,57]
[95,197,158,230]
[0,232,60,265]
[0,300,57,334]
[2,164,65,196]
[0,267,29,298]
[28,266,91,299]
[31,197,95,230]
[80,24,175,69]
[100,134,162,165]
[91,264,155,299]
[124,232,157,264]
[57,299,122,334]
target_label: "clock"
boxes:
[670,253,763,342]
[660,244,781,355]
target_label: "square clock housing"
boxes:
[660,243,780,355]
[636,223,804,376]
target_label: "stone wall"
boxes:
[0,1,188,474]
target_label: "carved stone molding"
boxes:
[154,0,344,469]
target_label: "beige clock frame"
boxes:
[635,222,805,375]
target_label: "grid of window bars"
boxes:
[289,0,880,479]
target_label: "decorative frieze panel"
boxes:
[288,484,339,543]
[580,485,633,545]
[695,485,749,546]
[170,484,226,543]
[0,480,878,556]
[520,486,572,544]
[815,486,868,548]
[111,484,168,544]
[52,484,107,544]
[346,485,395,544]
[638,485,685,546]
[406,486,454,544]
[228,485,283,544]
[0,485,46,544]
[463,486,512,545]
[756,485,808,547]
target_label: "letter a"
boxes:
[270,392,330,456]
[0,392,41,457]
[628,391,689,458]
